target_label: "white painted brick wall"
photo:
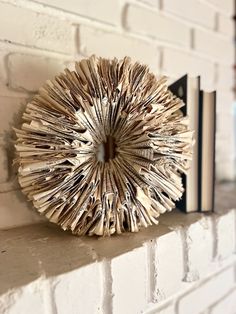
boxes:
[0,209,235,314]
[77,25,160,72]
[163,0,216,29]
[177,266,235,314]
[125,5,190,47]
[111,246,148,314]
[0,2,75,55]
[52,263,104,314]
[153,229,186,301]
[209,288,236,314]
[193,28,234,63]
[8,53,66,92]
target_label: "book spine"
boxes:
[198,90,203,212]
[212,91,216,212]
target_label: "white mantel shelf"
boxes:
[0,183,236,314]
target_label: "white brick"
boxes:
[207,0,234,15]
[0,2,74,54]
[215,210,236,259]
[0,279,46,314]
[184,217,214,281]
[216,91,234,114]
[0,96,26,135]
[162,48,215,89]
[163,0,215,29]
[210,289,236,314]
[125,5,190,47]
[216,135,235,160]
[194,29,234,63]
[53,263,103,314]
[111,246,147,314]
[154,229,185,301]
[0,190,43,229]
[178,267,235,314]
[36,0,120,25]
[216,64,234,90]
[8,53,65,92]
[0,45,27,97]
[218,14,234,36]
[216,113,234,140]
[216,158,236,181]
[78,25,160,73]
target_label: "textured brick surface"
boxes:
[154,229,186,301]
[34,0,121,25]
[53,264,103,314]
[0,2,74,54]
[163,0,215,29]
[125,5,190,47]
[111,246,148,314]
[218,14,234,36]
[78,25,160,72]
[8,53,66,92]
[210,289,236,314]
[177,267,235,314]
[194,29,234,63]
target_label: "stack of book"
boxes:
[169,75,216,213]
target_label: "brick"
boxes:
[35,0,120,25]
[125,5,190,47]
[162,48,215,89]
[111,246,147,314]
[216,64,234,91]
[8,53,65,92]
[53,263,103,314]
[178,267,235,314]
[154,229,185,301]
[0,279,46,314]
[163,0,215,29]
[0,190,43,229]
[210,289,236,314]
[0,2,74,54]
[216,158,236,181]
[194,29,234,63]
[214,210,236,259]
[218,14,234,36]
[207,0,234,16]
[216,134,235,161]
[78,25,160,72]
[216,91,234,114]
[0,96,26,136]
[183,217,214,281]
[216,112,234,138]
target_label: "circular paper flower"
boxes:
[15,56,193,236]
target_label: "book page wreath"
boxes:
[14,56,193,236]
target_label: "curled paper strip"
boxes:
[14,56,193,236]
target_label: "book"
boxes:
[169,74,200,212]
[199,91,216,212]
